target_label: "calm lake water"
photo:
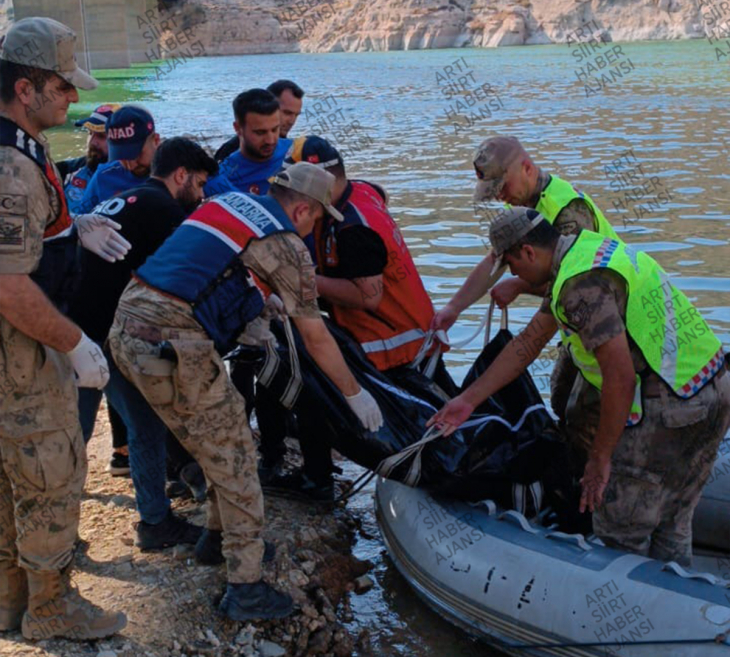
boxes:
[50,38,730,655]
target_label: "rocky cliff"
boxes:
[0,0,721,57]
[188,0,716,55]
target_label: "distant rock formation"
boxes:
[1,0,722,57]
[187,0,717,55]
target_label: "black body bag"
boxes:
[247,316,562,504]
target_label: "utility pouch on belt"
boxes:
[191,259,265,355]
[167,339,223,414]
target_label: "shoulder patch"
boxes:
[0,215,26,252]
[0,193,27,215]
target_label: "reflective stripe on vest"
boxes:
[137,192,294,304]
[317,181,437,371]
[360,328,428,355]
[536,175,619,241]
[550,231,723,426]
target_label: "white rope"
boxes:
[448,298,509,350]
[374,403,545,488]
[376,425,446,487]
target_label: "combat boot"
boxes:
[0,561,28,631]
[21,568,127,641]
[219,580,294,621]
[195,530,276,565]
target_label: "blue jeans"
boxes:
[78,355,170,524]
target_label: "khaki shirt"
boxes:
[0,139,63,274]
[529,171,598,237]
[0,140,77,437]
[117,232,321,330]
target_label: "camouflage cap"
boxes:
[488,206,546,275]
[0,17,98,91]
[270,161,344,222]
[473,136,524,201]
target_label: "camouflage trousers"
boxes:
[109,316,264,583]
[549,343,579,423]
[0,338,86,580]
[593,371,730,566]
[0,427,86,575]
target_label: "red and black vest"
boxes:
[314,180,439,371]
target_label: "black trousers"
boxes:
[230,359,290,467]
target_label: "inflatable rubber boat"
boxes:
[375,449,730,656]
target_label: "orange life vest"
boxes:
[315,181,439,371]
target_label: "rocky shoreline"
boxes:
[0,412,375,657]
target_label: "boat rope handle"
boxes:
[468,499,497,516]
[544,531,593,551]
[662,561,721,585]
[504,633,730,650]
[497,510,540,535]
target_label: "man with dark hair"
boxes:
[430,207,730,567]
[267,79,304,138]
[265,136,452,499]
[109,162,382,621]
[215,80,304,162]
[0,17,126,640]
[76,105,160,214]
[69,137,218,551]
[206,88,292,197]
[60,103,121,213]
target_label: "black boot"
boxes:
[263,469,335,502]
[180,462,207,503]
[135,510,203,551]
[195,530,275,565]
[219,580,293,621]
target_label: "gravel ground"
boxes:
[0,409,374,657]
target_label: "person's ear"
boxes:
[522,158,533,178]
[14,77,34,107]
[523,244,537,262]
[290,201,315,236]
[233,120,241,136]
[173,166,188,186]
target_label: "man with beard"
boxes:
[67,137,218,549]
[60,103,121,213]
[76,105,160,214]
[205,88,292,196]
[214,80,304,161]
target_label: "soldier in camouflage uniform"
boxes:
[430,207,730,566]
[432,136,617,424]
[0,18,126,640]
[109,162,382,621]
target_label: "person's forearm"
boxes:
[527,281,549,298]
[316,274,379,310]
[296,318,360,396]
[0,274,82,352]
[592,350,636,460]
[448,252,504,313]
[461,312,558,407]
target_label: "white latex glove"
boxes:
[67,332,110,389]
[75,214,131,263]
[345,387,384,432]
